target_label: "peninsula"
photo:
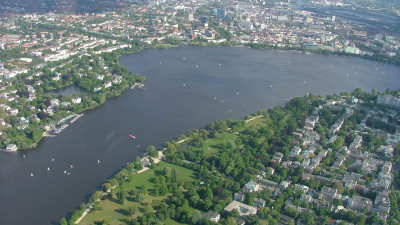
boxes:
[66,89,400,225]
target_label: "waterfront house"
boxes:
[93,86,102,92]
[72,97,81,104]
[104,81,112,88]
[140,157,151,167]
[5,144,17,152]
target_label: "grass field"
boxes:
[244,116,267,129]
[203,131,238,156]
[79,161,195,225]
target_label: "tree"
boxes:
[101,219,110,225]
[255,220,269,225]
[60,218,68,225]
[102,183,111,192]
[127,205,136,219]
[163,167,172,177]
[230,208,240,217]
[191,209,202,224]
[333,182,345,194]
[223,217,238,225]
[90,191,103,203]
[147,145,158,157]
[144,204,154,213]
[136,192,145,202]
[117,190,126,204]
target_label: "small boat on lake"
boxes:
[129,134,136,139]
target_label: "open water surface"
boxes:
[0,46,399,225]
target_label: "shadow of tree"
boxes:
[115,208,129,217]
[126,196,136,202]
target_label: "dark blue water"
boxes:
[47,85,82,97]
[0,46,399,225]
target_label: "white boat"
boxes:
[47,167,50,171]
[64,170,67,174]
[30,173,33,177]
[97,160,100,164]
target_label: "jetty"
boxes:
[131,83,145,89]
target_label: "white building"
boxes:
[72,97,81,104]
[5,144,18,152]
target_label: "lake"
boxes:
[47,85,82,97]
[0,46,399,225]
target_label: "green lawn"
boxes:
[79,161,195,225]
[244,116,267,129]
[203,131,238,156]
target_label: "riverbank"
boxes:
[149,40,400,65]
[3,42,399,225]
[15,40,398,151]
[65,89,400,225]
[7,46,146,151]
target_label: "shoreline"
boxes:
[51,45,400,223]
[16,42,399,151]
[73,151,164,224]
